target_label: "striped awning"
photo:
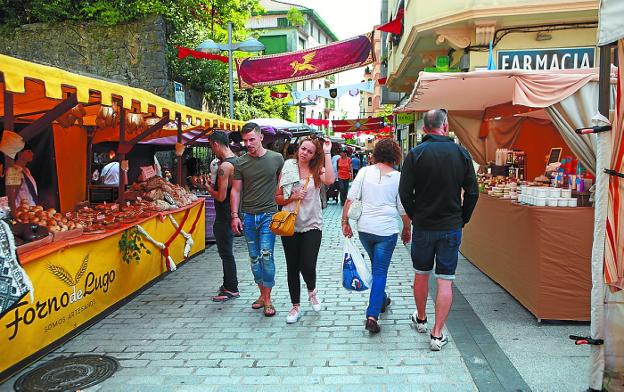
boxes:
[605,40,624,291]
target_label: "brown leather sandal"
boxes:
[263,304,276,317]
[251,299,264,309]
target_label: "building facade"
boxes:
[247,0,341,125]
[382,0,599,150]
[385,0,598,93]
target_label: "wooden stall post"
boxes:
[118,103,127,203]
[176,113,183,186]
[3,89,14,132]
[86,127,95,198]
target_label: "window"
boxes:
[299,38,306,50]
[368,97,373,106]
[277,17,289,27]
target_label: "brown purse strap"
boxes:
[293,175,312,215]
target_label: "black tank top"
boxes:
[213,157,237,221]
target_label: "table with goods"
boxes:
[460,152,594,321]
[1,175,206,378]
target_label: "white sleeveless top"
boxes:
[283,177,322,232]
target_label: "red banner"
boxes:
[236,33,375,89]
[176,46,228,63]
[306,118,329,127]
[332,116,393,132]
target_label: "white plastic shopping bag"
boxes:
[342,236,372,291]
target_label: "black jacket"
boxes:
[399,134,479,231]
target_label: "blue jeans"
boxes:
[242,212,277,288]
[358,232,398,319]
[411,229,462,280]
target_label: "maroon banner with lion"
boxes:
[236,33,375,89]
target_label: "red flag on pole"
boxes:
[377,77,387,85]
[176,46,228,63]
[376,9,404,35]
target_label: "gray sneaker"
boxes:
[430,334,448,351]
[411,311,428,333]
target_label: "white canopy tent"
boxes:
[397,66,620,390]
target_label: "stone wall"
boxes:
[0,15,203,110]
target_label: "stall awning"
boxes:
[396,68,599,112]
[0,53,244,132]
[598,0,624,46]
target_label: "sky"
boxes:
[281,0,382,118]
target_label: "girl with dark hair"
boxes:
[341,139,411,333]
[276,137,335,323]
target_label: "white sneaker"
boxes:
[411,311,428,333]
[430,334,448,351]
[308,289,322,312]
[286,306,301,324]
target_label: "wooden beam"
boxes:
[3,91,14,131]
[19,94,78,142]
[7,101,99,120]
[185,128,211,146]
[117,115,170,154]
[176,113,183,186]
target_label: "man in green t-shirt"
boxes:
[230,123,284,317]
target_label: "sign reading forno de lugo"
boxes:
[498,47,595,71]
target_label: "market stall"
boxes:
[0,53,243,379]
[397,67,615,321]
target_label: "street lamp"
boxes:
[197,22,265,119]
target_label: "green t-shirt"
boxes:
[233,150,284,214]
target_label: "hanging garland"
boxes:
[135,203,205,272]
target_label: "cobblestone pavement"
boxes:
[2,204,476,392]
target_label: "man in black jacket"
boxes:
[399,109,479,351]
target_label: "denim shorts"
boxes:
[411,229,462,280]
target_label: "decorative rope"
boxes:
[135,203,204,272]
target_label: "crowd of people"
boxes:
[198,109,479,352]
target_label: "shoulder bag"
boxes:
[270,176,311,236]
[347,167,368,221]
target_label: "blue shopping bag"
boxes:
[342,237,372,291]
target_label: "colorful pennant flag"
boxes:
[487,40,496,70]
[291,81,375,103]
[176,46,228,63]
[236,34,375,89]
[270,91,289,99]
[376,9,404,35]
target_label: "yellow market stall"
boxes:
[0,54,242,380]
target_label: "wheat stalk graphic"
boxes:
[47,264,76,287]
[75,255,88,283]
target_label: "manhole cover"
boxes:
[14,354,118,392]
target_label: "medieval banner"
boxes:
[236,33,375,89]
[332,115,393,133]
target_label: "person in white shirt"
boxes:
[341,139,411,334]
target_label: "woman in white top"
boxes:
[342,139,411,333]
[276,137,335,324]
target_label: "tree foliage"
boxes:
[286,7,305,27]
[0,0,295,121]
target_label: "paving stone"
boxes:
[2,205,478,392]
